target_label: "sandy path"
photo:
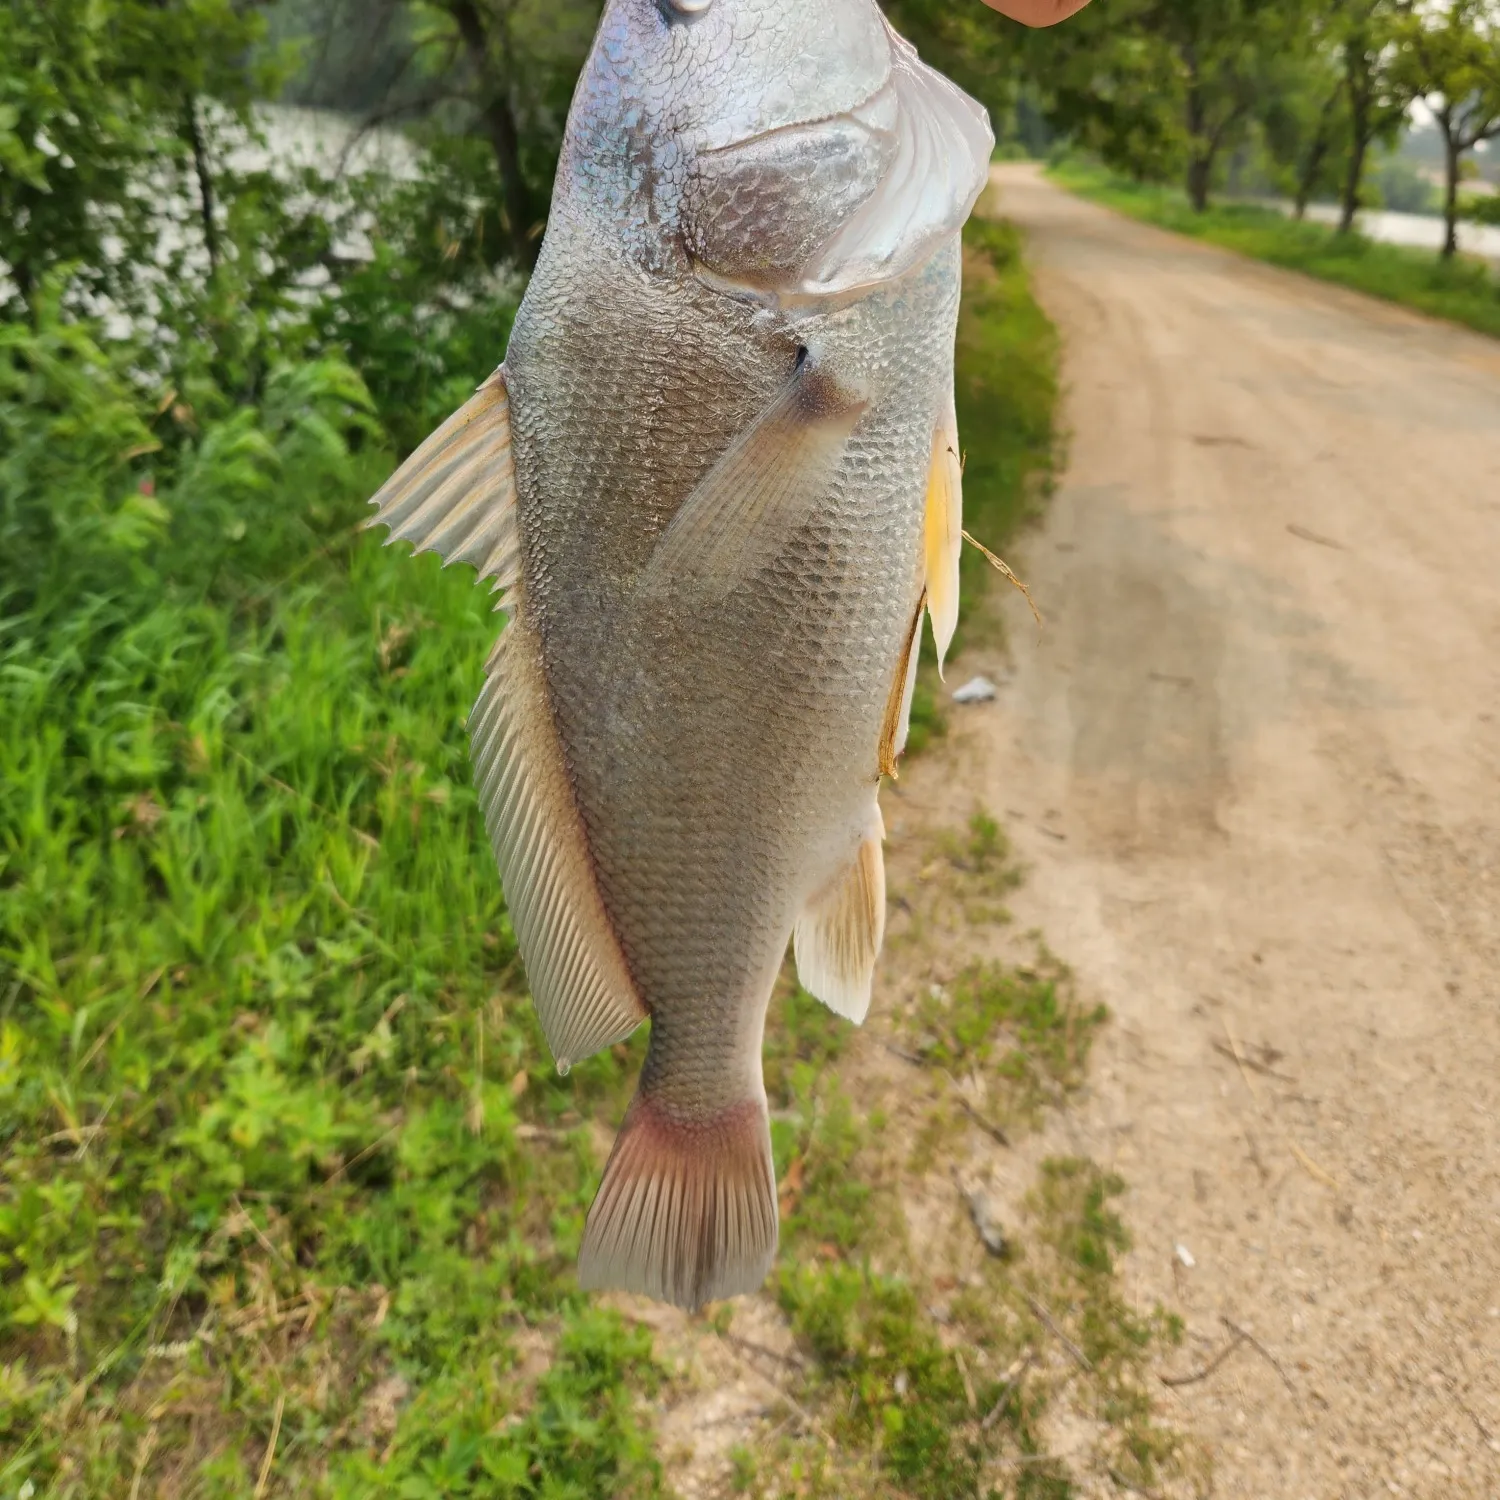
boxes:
[909,163,1500,1498]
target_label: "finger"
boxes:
[980,0,1094,25]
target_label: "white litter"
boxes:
[952,675,997,704]
[1174,1243,1197,1269]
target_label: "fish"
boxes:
[366,0,993,1310]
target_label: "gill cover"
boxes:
[579,1,990,302]
[682,17,994,303]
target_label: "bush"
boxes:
[1463,193,1500,227]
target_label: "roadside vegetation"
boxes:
[1018,0,1500,262]
[1051,159,1500,341]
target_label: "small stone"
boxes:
[967,1190,1010,1258]
[952,675,997,704]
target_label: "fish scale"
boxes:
[366,0,991,1310]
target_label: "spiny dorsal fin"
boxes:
[469,611,648,1071]
[578,1089,778,1312]
[924,396,963,677]
[794,804,887,1024]
[366,368,520,599]
[642,351,865,602]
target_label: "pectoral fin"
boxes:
[366,368,521,602]
[643,352,865,601]
[794,806,887,1025]
[924,397,963,677]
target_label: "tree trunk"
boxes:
[1295,92,1338,220]
[447,0,537,269]
[1339,74,1370,236]
[1442,136,1461,260]
[1339,131,1367,234]
[1295,137,1328,219]
[183,95,220,275]
[1187,155,1213,212]
[1339,39,1370,236]
[1185,69,1211,212]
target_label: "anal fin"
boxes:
[469,610,647,1071]
[794,806,887,1024]
[366,368,520,599]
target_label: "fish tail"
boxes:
[577,1084,777,1312]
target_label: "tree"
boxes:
[409,0,598,269]
[1395,0,1500,256]
[1027,0,1310,209]
[1248,4,1351,217]
[1025,2,1186,184]
[886,0,1024,133]
[1172,0,1298,211]
[0,0,272,316]
[1335,0,1415,232]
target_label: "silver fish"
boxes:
[368,0,992,1309]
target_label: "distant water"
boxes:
[1276,200,1500,264]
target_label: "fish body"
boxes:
[369,0,992,1309]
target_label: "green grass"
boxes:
[907,951,1107,1127]
[954,219,1061,589]
[1020,1160,1190,1490]
[0,315,660,1497]
[1049,159,1500,342]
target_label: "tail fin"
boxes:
[578,1091,778,1311]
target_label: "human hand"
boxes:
[980,0,1093,24]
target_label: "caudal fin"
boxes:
[578,1091,778,1311]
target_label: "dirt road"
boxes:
[922,163,1500,1496]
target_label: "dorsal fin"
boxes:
[469,610,648,1071]
[366,368,520,600]
[793,803,887,1024]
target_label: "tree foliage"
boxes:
[1023,0,1314,208]
[0,0,276,312]
[1395,0,1500,255]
